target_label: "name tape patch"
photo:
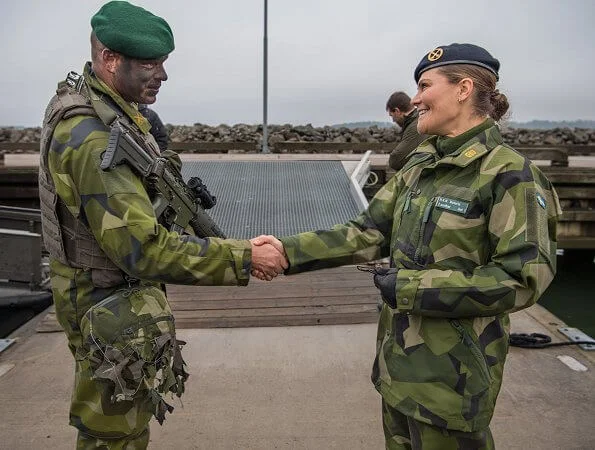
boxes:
[435,196,470,215]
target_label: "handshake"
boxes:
[249,235,288,281]
[248,235,399,307]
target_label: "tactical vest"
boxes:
[39,71,162,281]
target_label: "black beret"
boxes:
[414,43,500,83]
[91,1,174,60]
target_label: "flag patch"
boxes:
[536,192,546,209]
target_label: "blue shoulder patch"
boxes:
[536,192,546,209]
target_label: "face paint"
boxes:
[113,56,168,104]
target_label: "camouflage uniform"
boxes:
[40,64,251,448]
[388,109,428,172]
[382,399,494,450]
[280,121,561,447]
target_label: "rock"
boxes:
[1,123,594,154]
[544,135,563,145]
[573,129,590,144]
[332,136,348,143]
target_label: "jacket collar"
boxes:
[409,120,504,169]
[401,109,418,131]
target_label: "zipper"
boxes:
[404,191,412,214]
[450,320,492,383]
[402,154,434,216]
[395,154,435,259]
[403,185,422,214]
[413,198,436,264]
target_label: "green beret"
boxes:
[91,1,174,59]
[414,43,500,83]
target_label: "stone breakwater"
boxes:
[2,124,595,154]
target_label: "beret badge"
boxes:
[428,48,443,62]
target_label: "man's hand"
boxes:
[250,235,288,281]
[251,235,285,254]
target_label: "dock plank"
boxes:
[170,295,379,311]
[167,266,380,328]
[174,312,379,328]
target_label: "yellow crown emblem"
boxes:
[464,149,478,158]
[428,48,443,61]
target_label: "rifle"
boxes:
[100,122,226,238]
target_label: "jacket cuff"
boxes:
[395,269,419,311]
[227,239,252,286]
[279,236,300,274]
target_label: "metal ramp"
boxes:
[180,157,370,239]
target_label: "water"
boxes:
[539,249,595,339]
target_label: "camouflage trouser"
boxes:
[382,400,495,450]
[52,274,187,449]
[69,354,154,449]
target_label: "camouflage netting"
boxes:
[2,124,595,156]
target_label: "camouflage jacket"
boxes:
[44,64,251,341]
[280,123,562,432]
[388,109,428,171]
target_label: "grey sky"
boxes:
[2,0,594,127]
